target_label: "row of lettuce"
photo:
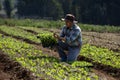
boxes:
[0,34,98,80]
[0,26,40,43]
[0,19,120,33]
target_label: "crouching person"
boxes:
[54,14,82,63]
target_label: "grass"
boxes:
[0,19,120,33]
[0,19,64,28]
[80,24,120,33]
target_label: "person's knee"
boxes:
[67,52,79,62]
[67,57,76,62]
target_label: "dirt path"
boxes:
[0,50,42,80]
[82,32,120,52]
[92,69,118,80]
[0,63,12,80]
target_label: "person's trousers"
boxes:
[57,41,81,62]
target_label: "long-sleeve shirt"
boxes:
[60,24,82,47]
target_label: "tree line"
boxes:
[0,0,120,26]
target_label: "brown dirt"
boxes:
[82,32,120,52]
[18,27,38,35]
[77,55,120,79]
[0,63,12,80]
[0,50,43,80]
[92,69,118,80]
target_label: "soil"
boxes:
[0,62,12,80]
[82,32,120,52]
[0,50,43,80]
[92,69,118,80]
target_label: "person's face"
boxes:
[65,20,73,28]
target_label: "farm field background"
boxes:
[0,19,120,80]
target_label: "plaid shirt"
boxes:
[60,24,82,47]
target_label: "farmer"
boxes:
[54,14,82,62]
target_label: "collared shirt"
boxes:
[60,24,82,47]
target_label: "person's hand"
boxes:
[60,37,66,42]
[53,33,66,42]
[53,33,60,39]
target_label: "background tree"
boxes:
[0,0,1,10]
[4,0,12,18]
[1,0,119,26]
[17,0,63,20]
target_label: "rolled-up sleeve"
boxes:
[66,29,80,44]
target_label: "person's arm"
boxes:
[65,29,80,44]
[54,27,66,41]
[60,27,65,37]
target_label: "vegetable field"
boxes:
[0,20,120,80]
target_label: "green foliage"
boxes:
[71,61,93,68]
[0,34,98,80]
[0,19,64,28]
[21,27,49,33]
[79,24,120,33]
[81,44,120,69]
[0,19,120,33]
[37,33,57,48]
[0,26,40,43]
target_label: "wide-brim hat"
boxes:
[61,14,78,23]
